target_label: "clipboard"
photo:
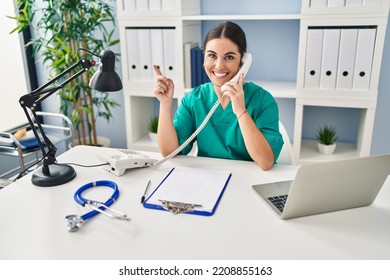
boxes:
[143,167,232,216]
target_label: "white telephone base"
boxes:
[96,149,158,176]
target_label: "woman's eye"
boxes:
[225,55,234,61]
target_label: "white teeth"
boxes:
[214,72,228,77]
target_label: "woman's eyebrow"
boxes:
[206,50,238,56]
[225,51,238,56]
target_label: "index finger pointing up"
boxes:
[153,65,163,76]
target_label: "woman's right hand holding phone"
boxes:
[153,65,174,104]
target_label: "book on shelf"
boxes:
[184,43,210,89]
[184,41,198,88]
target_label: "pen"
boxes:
[141,180,151,203]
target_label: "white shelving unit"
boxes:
[293,0,389,164]
[117,0,389,162]
[117,0,202,151]
[117,0,299,152]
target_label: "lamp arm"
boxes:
[18,57,96,173]
[20,58,95,107]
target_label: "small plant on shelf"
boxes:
[148,116,159,133]
[316,125,337,155]
[148,116,159,142]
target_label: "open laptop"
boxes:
[252,154,390,219]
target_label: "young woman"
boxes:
[153,21,283,170]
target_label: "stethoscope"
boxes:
[65,180,130,232]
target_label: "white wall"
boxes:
[0,1,31,131]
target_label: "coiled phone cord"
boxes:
[152,99,221,167]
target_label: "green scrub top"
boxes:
[173,82,284,163]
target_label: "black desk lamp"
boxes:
[18,49,122,187]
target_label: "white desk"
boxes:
[0,145,389,260]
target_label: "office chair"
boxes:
[277,121,294,165]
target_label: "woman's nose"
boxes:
[215,58,225,69]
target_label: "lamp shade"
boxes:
[89,50,123,92]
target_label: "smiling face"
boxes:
[203,37,242,88]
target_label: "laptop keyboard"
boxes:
[268,194,288,213]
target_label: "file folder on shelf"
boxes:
[320,29,341,90]
[363,0,381,6]
[327,0,346,7]
[184,41,199,88]
[162,0,175,10]
[163,28,176,80]
[143,167,232,216]
[126,29,141,80]
[151,29,165,81]
[149,0,162,10]
[345,0,363,6]
[136,0,149,11]
[124,0,136,11]
[190,47,200,87]
[138,28,153,81]
[304,28,324,89]
[310,0,328,7]
[353,28,376,91]
[336,28,358,90]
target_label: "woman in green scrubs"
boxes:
[153,21,283,170]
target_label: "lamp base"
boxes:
[32,164,76,187]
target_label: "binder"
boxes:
[189,47,204,87]
[310,0,328,7]
[149,0,162,10]
[353,28,376,90]
[162,0,175,10]
[151,29,165,81]
[345,0,363,6]
[363,0,381,6]
[195,47,203,85]
[163,28,176,80]
[136,0,149,10]
[126,29,141,80]
[320,29,341,90]
[202,64,210,84]
[304,29,324,89]
[327,0,345,6]
[144,167,232,216]
[138,28,153,81]
[184,42,199,88]
[190,46,199,88]
[123,0,136,11]
[336,29,358,90]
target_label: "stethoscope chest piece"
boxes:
[65,215,84,232]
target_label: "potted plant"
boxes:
[9,0,120,146]
[316,125,337,155]
[148,116,158,142]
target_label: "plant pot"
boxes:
[317,143,336,155]
[149,132,157,142]
[69,136,111,148]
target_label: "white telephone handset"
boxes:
[153,53,252,167]
[220,52,252,93]
[230,52,252,83]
